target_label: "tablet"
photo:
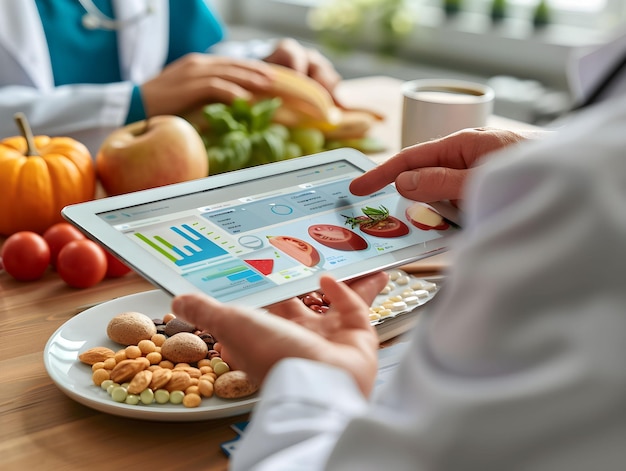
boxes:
[62,148,458,308]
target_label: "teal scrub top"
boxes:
[35,0,226,123]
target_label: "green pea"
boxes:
[125,394,140,405]
[140,388,155,405]
[169,390,185,405]
[106,383,120,395]
[110,386,127,403]
[154,389,170,404]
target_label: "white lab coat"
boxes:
[230,96,626,470]
[0,0,169,155]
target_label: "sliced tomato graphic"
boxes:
[358,216,409,238]
[405,203,449,231]
[268,236,321,267]
[308,224,368,251]
[244,259,274,275]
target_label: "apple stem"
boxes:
[14,112,40,157]
[143,117,151,135]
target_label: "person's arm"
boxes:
[0,82,133,154]
[230,358,369,471]
[350,127,546,205]
[237,98,626,470]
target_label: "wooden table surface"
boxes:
[0,76,538,471]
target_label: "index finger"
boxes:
[350,133,471,196]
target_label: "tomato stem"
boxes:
[14,112,40,157]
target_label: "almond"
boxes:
[110,359,148,383]
[149,367,173,390]
[214,370,259,399]
[78,347,116,366]
[127,370,153,394]
[165,370,192,392]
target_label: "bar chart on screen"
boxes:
[133,220,237,267]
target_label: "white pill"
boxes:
[391,301,407,311]
[395,275,411,285]
[387,270,404,281]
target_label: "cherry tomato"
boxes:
[308,224,368,251]
[1,231,51,281]
[103,250,132,278]
[358,216,410,238]
[43,222,86,267]
[57,240,107,288]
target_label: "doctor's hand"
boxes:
[350,127,543,206]
[262,38,342,98]
[171,272,389,396]
[141,54,276,117]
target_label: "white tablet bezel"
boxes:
[62,149,457,308]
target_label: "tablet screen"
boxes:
[64,149,457,307]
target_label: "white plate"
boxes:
[43,290,258,422]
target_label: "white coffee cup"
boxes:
[401,79,495,148]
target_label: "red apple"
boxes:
[96,115,208,196]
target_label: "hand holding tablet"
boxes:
[62,149,459,308]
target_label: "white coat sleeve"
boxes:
[230,96,626,471]
[0,82,133,155]
[230,358,369,471]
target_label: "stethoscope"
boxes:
[78,0,156,30]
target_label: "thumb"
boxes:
[319,273,385,329]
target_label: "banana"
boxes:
[321,110,377,140]
[264,64,338,124]
[263,64,383,140]
[183,63,382,141]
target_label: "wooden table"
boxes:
[0,76,538,471]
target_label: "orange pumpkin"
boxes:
[0,113,96,236]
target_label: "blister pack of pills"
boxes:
[369,269,440,326]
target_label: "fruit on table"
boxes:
[260,64,379,141]
[103,250,132,278]
[1,231,51,281]
[184,64,383,169]
[56,239,108,288]
[0,113,96,236]
[42,222,86,267]
[96,115,208,196]
[263,63,339,124]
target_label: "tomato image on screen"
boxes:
[268,236,321,267]
[405,203,450,231]
[308,224,368,251]
[244,258,274,275]
[343,205,409,238]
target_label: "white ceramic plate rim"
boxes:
[43,289,258,422]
